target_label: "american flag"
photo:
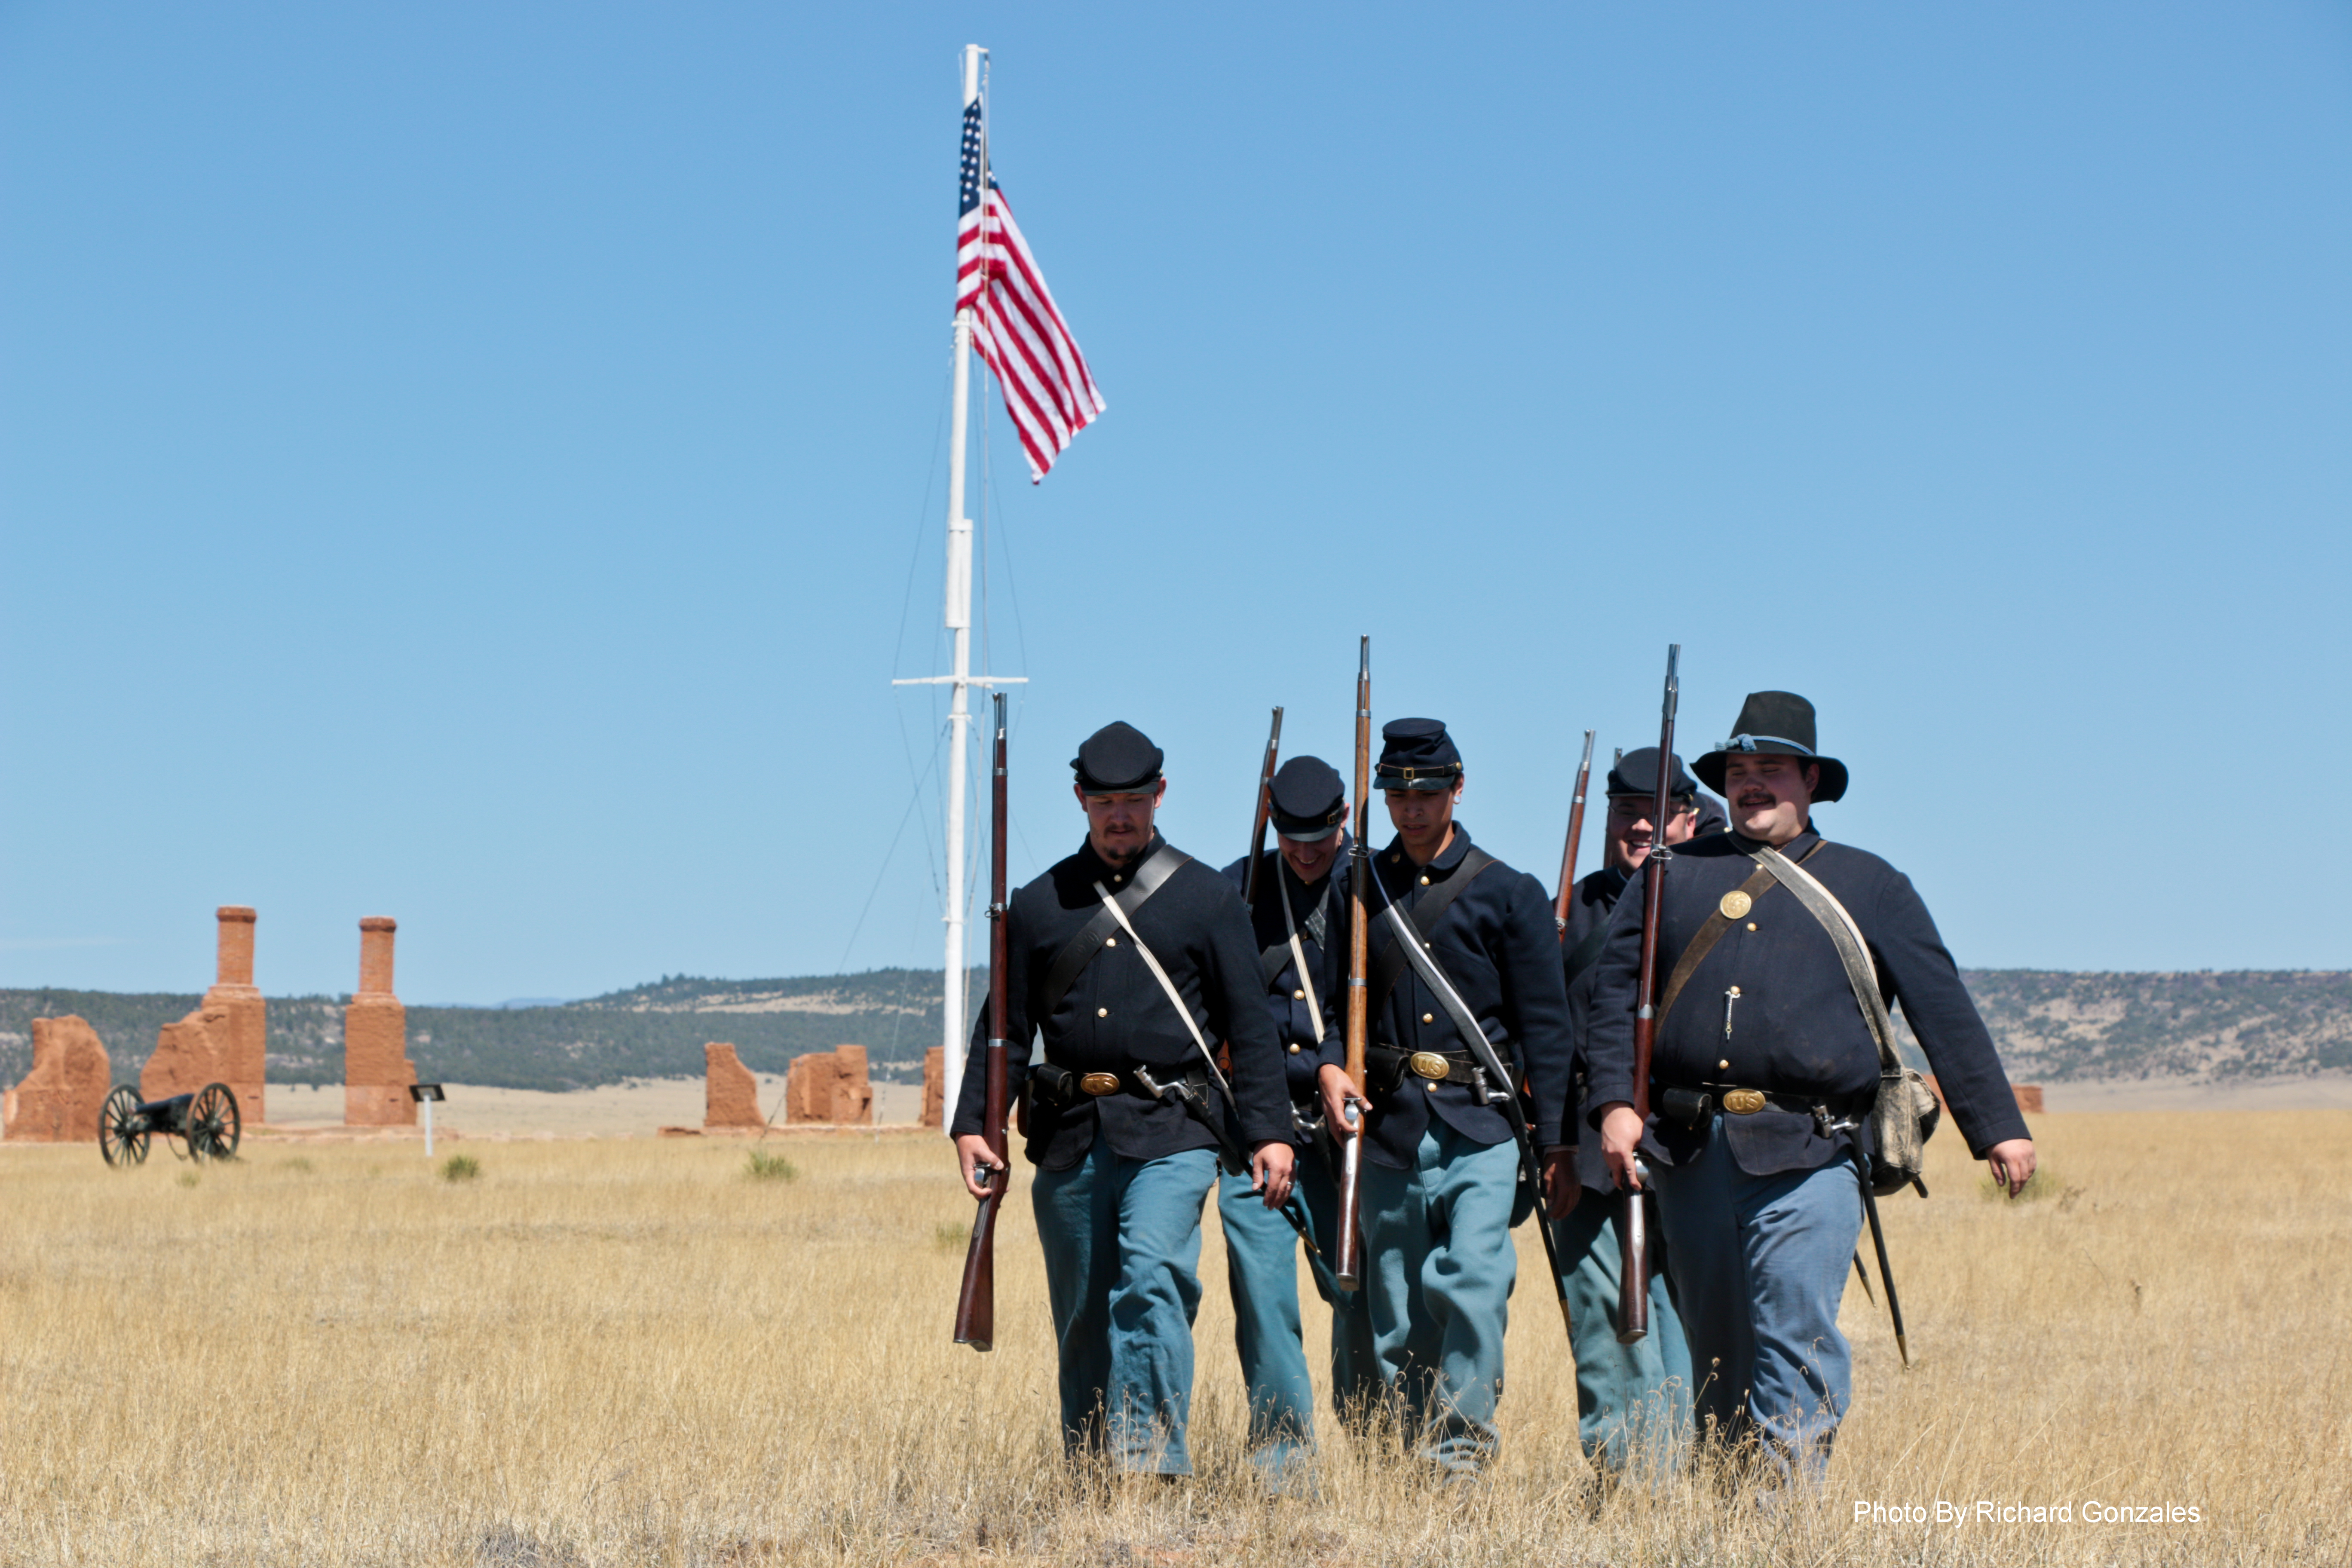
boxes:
[956,98,1105,482]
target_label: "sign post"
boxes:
[409,1083,447,1157]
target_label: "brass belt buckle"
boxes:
[1723,1087,1767,1115]
[1408,1051,1452,1081]
[1079,1072,1124,1097]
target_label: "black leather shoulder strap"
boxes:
[1369,846,1496,1011]
[1260,941,1292,987]
[1036,848,1192,1021]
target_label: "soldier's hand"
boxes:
[1986,1138,2036,1197]
[1543,1146,1580,1218]
[1317,1064,1365,1138]
[955,1133,1001,1201]
[1250,1140,1296,1209]
[1599,1104,1645,1192]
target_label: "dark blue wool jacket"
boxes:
[1560,863,1632,1196]
[1220,845,1351,1112]
[1584,826,2029,1176]
[1355,823,1573,1171]
[951,833,1292,1170]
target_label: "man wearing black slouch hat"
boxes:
[952,721,1296,1476]
[1586,692,2036,1480]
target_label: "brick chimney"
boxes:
[203,906,267,1123]
[343,916,416,1126]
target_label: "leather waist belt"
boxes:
[1659,1082,1866,1125]
[1031,1061,1208,1109]
[1368,1043,1493,1089]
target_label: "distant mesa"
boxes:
[3,1014,112,1142]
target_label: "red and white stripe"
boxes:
[957,186,1105,482]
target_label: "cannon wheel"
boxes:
[184,1083,241,1163]
[98,1085,150,1167]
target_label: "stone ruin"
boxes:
[344,917,417,1126]
[922,1046,945,1129]
[138,905,269,1115]
[2,1015,113,1142]
[703,1042,766,1130]
[784,1045,872,1125]
[1922,1076,2044,1117]
[144,1004,231,1100]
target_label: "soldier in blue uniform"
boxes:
[1216,756,1379,1482]
[952,721,1298,1476]
[1549,747,1701,1475]
[1313,718,1573,1478]
[1587,692,2037,1477]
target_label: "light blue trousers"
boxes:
[1215,1145,1378,1470]
[1359,1122,1520,1476]
[1556,1189,1693,1473]
[1649,1118,1864,1476]
[1032,1141,1219,1473]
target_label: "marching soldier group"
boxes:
[952,688,2036,1488]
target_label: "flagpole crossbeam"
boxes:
[891,676,1029,687]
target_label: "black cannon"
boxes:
[98,1082,241,1167]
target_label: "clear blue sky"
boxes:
[4,2,2347,1003]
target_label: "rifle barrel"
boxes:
[1333,637,1372,1291]
[954,693,1013,1350]
[1617,645,1679,1344]
[1242,707,1283,908]
[1553,728,1597,936]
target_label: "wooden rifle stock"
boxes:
[1332,638,1372,1291]
[1617,646,1679,1345]
[953,694,1013,1350]
[1553,729,1596,936]
[1242,708,1283,908]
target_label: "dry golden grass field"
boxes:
[2,1111,2346,1567]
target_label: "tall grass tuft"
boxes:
[743,1148,799,1183]
[439,1152,482,1183]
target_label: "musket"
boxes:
[1332,637,1372,1291]
[952,693,1011,1351]
[1617,644,1679,1345]
[1242,707,1283,909]
[1553,729,1597,937]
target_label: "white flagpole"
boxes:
[896,43,1022,1131]
[939,43,981,1130]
